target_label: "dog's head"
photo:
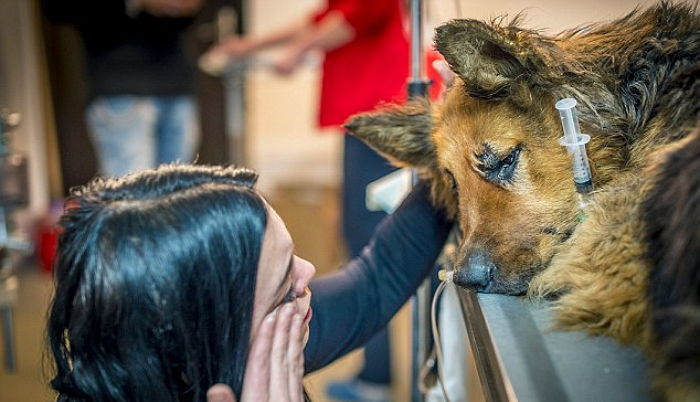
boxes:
[346,4,699,295]
[348,89,586,295]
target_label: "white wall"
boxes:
[245,0,341,195]
[429,0,693,34]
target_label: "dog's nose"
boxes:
[453,248,494,289]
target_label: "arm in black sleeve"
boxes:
[303,181,452,373]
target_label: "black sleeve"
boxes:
[303,181,452,373]
[41,0,127,25]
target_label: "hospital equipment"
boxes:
[0,110,30,372]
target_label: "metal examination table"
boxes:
[457,289,652,402]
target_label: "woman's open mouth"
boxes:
[304,307,313,323]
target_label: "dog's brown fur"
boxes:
[643,128,700,400]
[345,2,699,399]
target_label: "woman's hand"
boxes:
[207,303,305,402]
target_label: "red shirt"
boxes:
[312,0,409,128]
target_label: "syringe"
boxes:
[555,98,593,196]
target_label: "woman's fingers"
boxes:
[287,312,305,402]
[239,311,277,402]
[269,303,296,401]
[236,304,304,402]
[207,384,237,402]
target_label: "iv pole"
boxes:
[407,0,432,401]
[217,6,248,167]
[408,0,430,99]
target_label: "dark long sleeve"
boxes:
[304,182,452,373]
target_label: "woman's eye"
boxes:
[281,288,296,304]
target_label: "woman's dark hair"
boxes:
[47,164,268,401]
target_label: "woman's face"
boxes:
[253,203,316,344]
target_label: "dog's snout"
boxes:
[453,249,495,289]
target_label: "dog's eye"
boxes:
[477,145,501,172]
[477,145,521,184]
[498,148,520,180]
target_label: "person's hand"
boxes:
[432,59,455,98]
[135,0,204,18]
[208,37,255,61]
[199,37,255,75]
[207,303,305,402]
[273,48,306,76]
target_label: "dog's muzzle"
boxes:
[452,248,495,290]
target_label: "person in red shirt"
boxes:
[310,2,409,127]
[205,2,408,400]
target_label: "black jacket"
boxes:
[305,182,452,372]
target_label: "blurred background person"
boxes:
[204,1,409,400]
[43,0,205,177]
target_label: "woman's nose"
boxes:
[294,256,316,295]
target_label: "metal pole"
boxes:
[0,208,17,372]
[410,0,424,81]
[412,280,432,402]
[224,72,247,167]
[407,0,430,98]
[1,305,15,371]
[408,1,432,401]
[217,7,248,167]
[0,111,26,373]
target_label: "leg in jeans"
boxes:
[86,96,157,177]
[154,96,200,166]
[342,134,396,386]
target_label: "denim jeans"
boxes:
[86,95,199,177]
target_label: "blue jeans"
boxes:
[86,95,199,177]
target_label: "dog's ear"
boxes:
[435,18,562,99]
[344,100,436,168]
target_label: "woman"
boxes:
[47,164,451,401]
[204,3,414,397]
